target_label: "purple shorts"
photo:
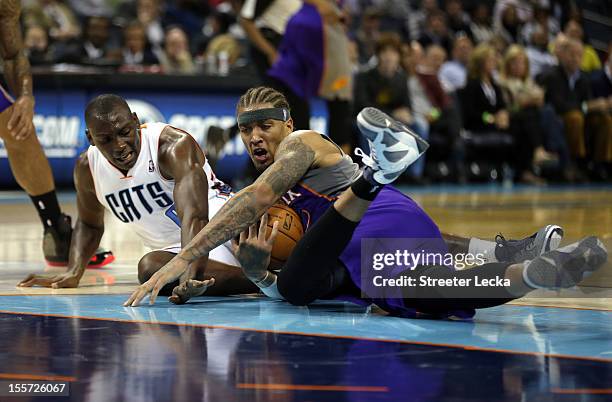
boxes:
[0,84,14,114]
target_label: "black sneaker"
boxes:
[523,236,608,289]
[495,225,564,263]
[43,214,115,268]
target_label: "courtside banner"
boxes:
[0,89,327,186]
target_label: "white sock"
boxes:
[468,238,498,263]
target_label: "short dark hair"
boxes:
[375,32,402,56]
[236,86,290,115]
[85,94,131,126]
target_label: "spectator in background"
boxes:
[120,21,159,69]
[493,0,533,29]
[354,7,382,67]
[499,45,561,184]
[526,25,557,78]
[59,16,120,65]
[408,0,439,42]
[24,25,56,65]
[496,3,523,44]
[461,44,509,135]
[563,20,601,73]
[136,0,166,56]
[439,34,473,93]
[538,36,609,177]
[520,6,559,45]
[469,3,494,44]
[444,0,472,39]
[424,44,447,74]
[159,26,196,74]
[22,0,81,44]
[66,0,116,19]
[239,0,302,80]
[354,33,428,181]
[403,41,464,181]
[586,44,612,175]
[418,10,453,55]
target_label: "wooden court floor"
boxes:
[0,186,610,309]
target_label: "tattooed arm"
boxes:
[124,132,317,306]
[0,0,35,140]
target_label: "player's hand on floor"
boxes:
[168,278,215,305]
[8,95,35,140]
[17,272,80,288]
[231,214,279,282]
[124,256,189,307]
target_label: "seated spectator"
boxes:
[121,21,160,68]
[538,36,610,178]
[354,7,382,67]
[439,35,473,93]
[22,0,81,44]
[403,41,463,180]
[24,25,56,66]
[525,24,557,78]
[354,33,428,181]
[520,6,559,45]
[496,3,523,44]
[499,45,563,184]
[586,43,612,176]
[470,3,494,44]
[462,44,509,135]
[408,0,439,42]
[424,44,447,74]
[159,26,196,74]
[195,11,241,68]
[562,20,602,73]
[136,0,166,56]
[58,16,121,65]
[444,0,472,39]
[418,10,452,55]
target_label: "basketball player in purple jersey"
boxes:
[0,0,111,267]
[126,87,607,317]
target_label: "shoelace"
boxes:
[354,146,375,168]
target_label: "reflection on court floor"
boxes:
[0,186,610,401]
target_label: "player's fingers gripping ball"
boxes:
[266,204,304,270]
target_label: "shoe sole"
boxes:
[45,253,116,269]
[526,236,607,288]
[357,107,429,154]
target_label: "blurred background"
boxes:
[1,0,611,190]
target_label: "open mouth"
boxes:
[116,151,135,164]
[252,148,269,162]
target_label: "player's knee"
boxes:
[277,275,314,306]
[137,255,156,284]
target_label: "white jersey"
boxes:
[87,122,239,266]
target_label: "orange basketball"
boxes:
[266,203,304,270]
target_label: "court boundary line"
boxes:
[0,309,610,363]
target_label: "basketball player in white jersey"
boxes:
[19,94,256,301]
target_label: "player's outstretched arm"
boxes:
[18,154,105,288]
[159,129,211,286]
[124,133,316,307]
[0,0,35,140]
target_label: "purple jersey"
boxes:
[0,84,14,114]
[277,144,474,318]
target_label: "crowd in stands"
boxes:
[14,0,612,184]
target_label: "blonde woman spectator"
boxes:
[499,45,562,183]
[159,26,196,74]
[22,0,81,43]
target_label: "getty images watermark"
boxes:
[360,238,511,299]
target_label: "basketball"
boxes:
[266,203,304,270]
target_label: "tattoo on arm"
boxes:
[182,135,316,262]
[0,0,33,98]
